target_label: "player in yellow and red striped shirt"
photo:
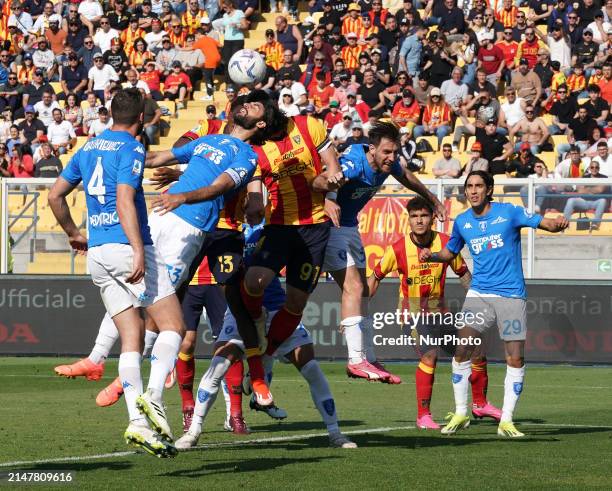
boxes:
[368,197,501,429]
[239,114,344,361]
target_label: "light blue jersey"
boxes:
[337,144,404,227]
[447,202,542,299]
[61,129,151,248]
[169,134,258,232]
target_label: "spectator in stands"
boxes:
[463,141,489,174]
[60,54,88,101]
[573,29,599,76]
[129,38,154,72]
[340,123,367,151]
[145,19,168,54]
[440,67,468,115]
[0,111,12,143]
[164,61,192,109]
[539,23,572,70]
[214,0,247,62]
[467,68,496,100]
[582,84,610,127]
[82,91,101,135]
[598,63,612,103]
[438,0,466,42]
[104,39,129,77]
[276,49,302,82]
[500,86,527,131]
[383,71,411,108]
[413,87,452,146]
[516,154,550,208]
[33,90,59,128]
[452,89,500,149]
[341,3,363,36]
[0,73,23,114]
[6,125,22,157]
[324,100,343,130]
[122,16,147,54]
[308,71,334,115]
[511,58,542,106]
[278,88,300,116]
[88,106,112,137]
[548,84,579,135]
[78,0,104,26]
[108,0,130,31]
[556,144,590,178]
[507,142,545,179]
[21,69,53,115]
[515,26,545,70]
[463,114,513,173]
[398,25,427,80]
[46,108,76,155]
[357,68,385,111]
[586,9,610,45]
[557,105,600,158]
[63,5,93,37]
[548,0,572,33]
[142,89,162,145]
[300,52,331,92]
[470,10,495,44]
[45,15,66,58]
[78,37,102,73]
[391,89,420,136]
[8,144,34,181]
[123,69,150,95]
[88,53,119,103]
[236,0,258,21]
[433,143,461,197]
[181,0,205,34]
[63,93,84,136]
[260,29,284,71]
[341,32,364,72]
[8,3,33,37]
[306,34,334,70]
[588,139,612,176]
[329,113,355,148]
[510,104,551,154]
[94,16,120,54]
[278,72,307,108]
[193,25,221,100]
[0,144,10,177]
[176,34,204,87]
[34,143,64,178]
[563,160,609,231]
[141,61,163,100]
[422,33,455,87]
[413,75,432,108]
[32,36,57,81]
[156,37,177,75]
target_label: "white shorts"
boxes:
[148,211,207,288]
[461,289,527,341]
[323,226,366,271]
[218,309,313,361]
[88,243,175,317]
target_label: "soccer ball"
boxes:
[228,49,267,86]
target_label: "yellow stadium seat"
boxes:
[416,135,438,152]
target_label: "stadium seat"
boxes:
[416,135,439,152]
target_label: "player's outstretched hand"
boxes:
[433,201,448,222]
[68,233,88,255]
[126,249,145,284]
[151,167,182,190]
[324,198,341,227]
[327,171,347,191]
[152,193,186,215]
[419,247,432,262]
[552,215,570,232]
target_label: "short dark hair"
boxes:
[406,196,433,215]
[98,107,109,115]
[367,121,399,147]
[464,170,494,202]
[52,108,62,115]
[111,88,144,125]
[588,83,601,93]
[315,71,326,81]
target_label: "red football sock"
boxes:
[240,279,264,320]
[176,352,195,410]
[470,360,488,406]
[415,360,436,418]
[265,307,302,356]
[245,351,265,385]
[225,359,244,417]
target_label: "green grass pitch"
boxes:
[1,357,611,489]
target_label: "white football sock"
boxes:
[191,356,232,434]
[142,330,158,358]
[119,351,145,424]
[147,330,181,400]
[501,365,525,423]
[341,316,366,365]
[362,316,377,363]
[221,380,231,421]
[263,354,275,387]
[88,313,119,365]
[300,359,339,434]
[451,358,472,417]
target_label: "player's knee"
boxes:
[214,342,242,361]
[506,355,524,368]
[244,270,268,295]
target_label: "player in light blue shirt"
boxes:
[322,122,446,384]
[48,89,186,458]
[420,170,568,438]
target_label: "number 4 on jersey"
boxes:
[87,157,106,204]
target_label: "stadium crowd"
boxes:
[0,0,611,223]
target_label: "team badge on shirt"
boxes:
[479,221,487,232]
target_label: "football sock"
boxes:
[341,316,366,365]
[263,354,274,386]
[147,330,181,401]
[176,352,195,410]
[221,380,231,419]
[142,330,158,358]
[451,358,472,417]
[191,356,232,434]
[416,360,436,418]
[470,360,489,407]
[362,316,377,363]
[240,280,264,320]
[118,351,145,423]
[88,313,118,365]
[266,307,302,356]
[224,360,244,417]
[501,365,525,423]
[300,359,339,434]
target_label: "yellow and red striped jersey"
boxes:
[566,73,586,93]
[128,49,153,68]
[373,231,468,312]
[168,30,187,48]
[189,255,217,286]
[357,25,379,40]
[258,41,284,70]
[182,9,206,34]
[17,65,34,84]
[496,6,519,28]
[181,119,226,141]
[0,2,10,41]
[254,115,330,226]
[589,73,603,85]
[341,16,364,36]
[341,45,364,71]
[120,27,146,54]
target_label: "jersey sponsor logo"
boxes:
[406,274,441,286]
[410,263,433,271]
[478,221,487,232]
[82,139,124,152]
[491,215,508,225]
[272,147,305,164]
[193,142,225,164]
[89,211,119,227]
[469,233,504,254]
[270,160,311,180]
[350,186,379,200]
[463,222,472,229]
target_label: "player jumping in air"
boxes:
[420,171,568,437]
[324,122,446,383]
[369,196,502,429]
[48,89,183,457]
[175,222,357,450]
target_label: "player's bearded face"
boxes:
[372,139,399,172]
[233,103,264,130]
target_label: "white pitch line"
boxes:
[2,422,612,468]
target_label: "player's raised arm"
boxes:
[145,150,179,168]
[393,169,447,222]
[117,184,145,284]
[418,246,457,263]
[48,176,87,254]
